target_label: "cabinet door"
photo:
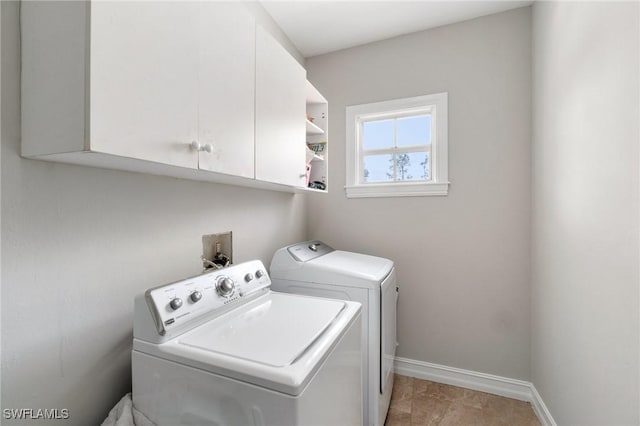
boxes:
[89,2,199,169]
[197,3,255,178]
[255,26,307,187]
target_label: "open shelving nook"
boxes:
[304,81,329,193]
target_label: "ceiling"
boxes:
[261,1,532,57]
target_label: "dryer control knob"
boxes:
[190,291,202,303]
[244,273,254,282]
[216,277,235,296]
[169,298,183,310]
[255,270,265,279]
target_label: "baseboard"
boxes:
[530,384,557,426]
[394,356,532,401]
[394,357,557,426]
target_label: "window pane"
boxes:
[386,152,425,181]
[402,151,430,181]
[397,115,431,147]
[363,152,430,183]
[362,119,394,150]
[362,154,394,183]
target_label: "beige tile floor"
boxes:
[385,375,541,426]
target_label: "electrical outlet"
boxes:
[202,232,233,269]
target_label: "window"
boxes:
[346,93,449,198]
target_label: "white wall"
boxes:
[306,7,532,380]
[1,1,306,424]
[531,2,640,425]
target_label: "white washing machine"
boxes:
[133,259,362,426]
[270,241,397,426]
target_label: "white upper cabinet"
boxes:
[255,26,307,187]
[197,3,255,178]
[90,2,200,169]
[22,2,312,192]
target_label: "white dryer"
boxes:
[270,242,397,426]
[133,259,362,426]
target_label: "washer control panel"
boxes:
[144,260,271,335]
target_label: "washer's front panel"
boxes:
[132,351,297,426]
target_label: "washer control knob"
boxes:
[216,276,235,296]
[169,298,183,310]
[244,273,254,283]
[255,270,265,279]
[190,291,202,303]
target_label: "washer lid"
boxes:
[179,292,346,367]
[134,291,361,396]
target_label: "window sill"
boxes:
[345,182,449,198]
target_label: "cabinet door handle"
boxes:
[190,141,213,154]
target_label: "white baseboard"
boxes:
[394,356,532,401]
[530,383,557,426]
[394,357,557,426]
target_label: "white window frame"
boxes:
[345,93,449,198]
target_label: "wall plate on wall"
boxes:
[202,232,233,270]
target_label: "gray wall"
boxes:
[305,7,532,380]
[531,2,640,425]
[1,1,306,424]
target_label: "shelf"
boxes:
[306,119,324,135]
[305,80,328,193]
[301,186,328,194]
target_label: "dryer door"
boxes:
[380,268,397,394]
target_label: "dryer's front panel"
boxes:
[380,267,397,405]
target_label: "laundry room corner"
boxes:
[304,7,532,383]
